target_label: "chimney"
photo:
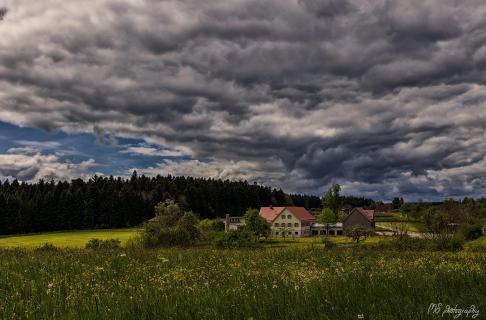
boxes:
[225,214,230,232]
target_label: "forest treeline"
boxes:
[0,172,325,235]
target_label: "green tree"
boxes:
[392,197,402,209]
[337,211,347,222]
[155,199,184,227]
[347,226,372,244]
[243,208,271,240]
[322,183,342,220]
[318,208,335,236]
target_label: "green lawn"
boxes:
[0,229,141,248]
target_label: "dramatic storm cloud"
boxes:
[1,0,486,200]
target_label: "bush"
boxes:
[376,235,429,251]
[85,238,121,249]
[459,224,483,241]
[141,201,201,248]
[198,219,225,233]
[431,233,464,251]
[214,229,256,248]
[34,243,59,252]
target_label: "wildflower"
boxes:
[119,253,127,257]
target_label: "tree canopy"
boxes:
[0,173,321,235]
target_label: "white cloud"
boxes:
[0,151,97,182]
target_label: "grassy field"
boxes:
[0,230,384,249]
[264,235,385,247]
[376,221,427,233]
[465,236,486,250]
[0,246,484,319]
[0,229,140,248]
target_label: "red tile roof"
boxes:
[355,207,374,221]
[259,207,315,223]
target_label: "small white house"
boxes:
[224,214,244,231]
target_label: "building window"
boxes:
[275,223,279,227]
[281,215,285,219]
[287,223,291,227]
[287,215,291,219]
[295,231,299,235]
[294,223,299,227]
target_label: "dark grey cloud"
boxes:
[1,0,486,200]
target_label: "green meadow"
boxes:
[0,246,485,320]
[0,229,140,248]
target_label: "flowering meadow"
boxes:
[0,247,485,319]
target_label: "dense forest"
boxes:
[0,172,328,235]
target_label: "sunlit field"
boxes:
[0,229,140,248]
[0,246,485,320]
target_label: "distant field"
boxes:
[0,230,383,249]
[0,229,141,248]
[376,221,427,233]
[265,235,385,247]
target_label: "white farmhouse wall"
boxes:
[270,208,311,237]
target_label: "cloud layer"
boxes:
[1,0,486,200]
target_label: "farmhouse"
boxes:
[223,206,376,237]
[343,207,375,231]
[260,206,316,237]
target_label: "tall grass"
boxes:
[0,247,484,319]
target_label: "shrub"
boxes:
[125,234,144,250]
[198,219,225,233]
[141,201,201,248]
[214,229,256,248]
[459,224,483,241]
[431,233,464,251]
[377,235,429,251]
[34,243,59,252]
[85,238,121,249]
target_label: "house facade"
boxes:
[259,206,315,237]
[224,214,245,231]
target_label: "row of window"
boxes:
[275,231,299,236]
[281,215,292,219]
[274,223,299,228]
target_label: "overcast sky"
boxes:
[1,0,486,201]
